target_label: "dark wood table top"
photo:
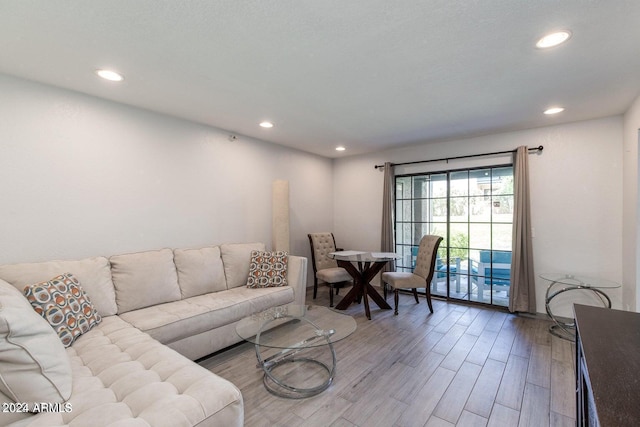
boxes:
[574,304,640,426]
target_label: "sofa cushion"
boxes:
[110,249,181,314]
[14,316,244,426]
[24,273,102,347]
[247,250,288,288]
[0,256,117,316]
[0,279,72,404]
[174,247,227,298]
[119,286,294,345]
[220,243,265,289]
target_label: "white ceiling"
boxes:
[1,1,639,158]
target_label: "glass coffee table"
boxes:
[236,304,356,398]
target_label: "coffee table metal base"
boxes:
[254,314,337,399]
[545,281,612,341]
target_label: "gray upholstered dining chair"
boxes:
[308,232,353,307]
[381,235,443,315]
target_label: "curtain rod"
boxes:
[373,145,543,169]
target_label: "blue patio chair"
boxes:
[471,250,511,301]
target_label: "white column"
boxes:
[272,180,290,252]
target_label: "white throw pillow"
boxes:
[0,279,72,403]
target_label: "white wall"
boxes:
[0,74,334,271]
[623,92,640,311]
[1,73,630,311]
[334,116,624,315]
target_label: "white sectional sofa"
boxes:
[0,242,308,427]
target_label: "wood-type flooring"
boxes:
[199,287,575,427]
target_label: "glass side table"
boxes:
[236,304,356,398]
[540,273,620,341]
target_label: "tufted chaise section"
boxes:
[0,243,309,426]
[12,316,243,427]
[119,286,294,350]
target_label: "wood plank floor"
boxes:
[199,288,576,427]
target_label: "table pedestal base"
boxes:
[254,314,337,399]
[545,281,612,341]
[334,260,392,319]
[258,352,335,399]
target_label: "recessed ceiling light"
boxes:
[335,146,346,152]
[544,107,565,115]
[536,30,572,49]
[95,69,124,82]
[259,121,274,128]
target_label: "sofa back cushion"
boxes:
[0,279,72,403]
[110,248,181,314]
[0,256,117,316]
[220,242,266,289]
[174,246,227,298]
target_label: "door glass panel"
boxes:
[492,195,514,221]
[449,197,468,222]
[469,169,492,196]
[397,177,412,199]
[469,196,490,222]
[431,223,448,242]
[395,165,513,308]
[397,245,413,272]
[450,171,469,196]
[410,177,423,198]
[492,224,512,250]
[449,223,468,244]
[432,198,448,220]
[469,223,491,249]
[430,174,448,197]
[397,223,411,246]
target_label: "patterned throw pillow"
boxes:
[247,250,288,288]
[23,273,101,347]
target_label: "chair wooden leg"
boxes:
[313,278,318,299]
[412,288,419,304]
[425,287,434,313]
[394,289,399,315]
[329,285,334,307]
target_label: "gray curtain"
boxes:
[381,162,395,273]
[509,146,536,313]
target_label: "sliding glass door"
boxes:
[395,166,513,307]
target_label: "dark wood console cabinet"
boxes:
[574,304,640,426]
